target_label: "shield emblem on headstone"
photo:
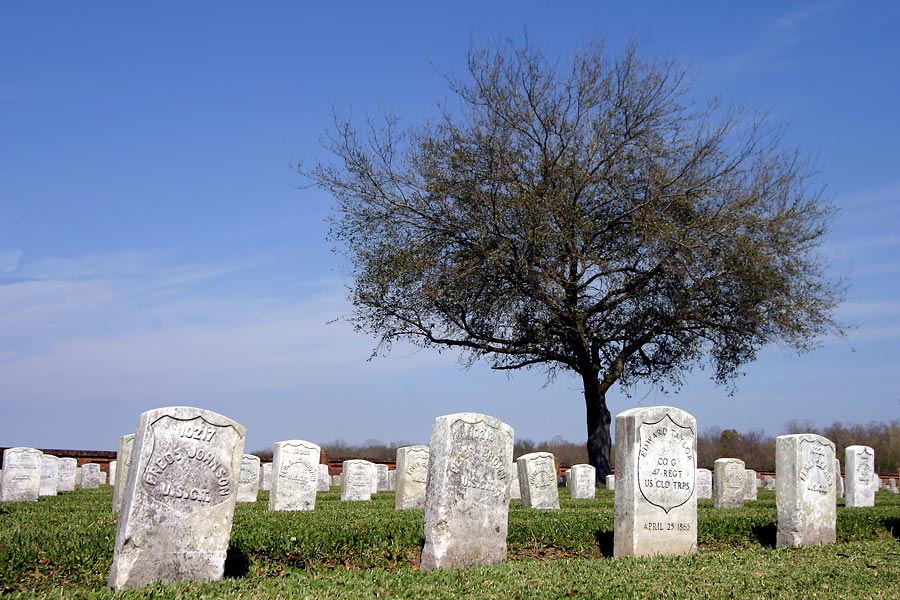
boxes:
[141,415,240,514]
[637,413,695,514]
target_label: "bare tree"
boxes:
[310,39,845,481]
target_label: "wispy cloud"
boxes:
[0,249,23,272]
[709,1,846,79]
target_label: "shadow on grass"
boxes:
[751,523,777,548]
[593,529,614,556]
[881,517,900,539]
[224,546,250,578]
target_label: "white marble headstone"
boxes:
[517,452,559,509]
[57,457,77,493]
[108,406,246,589]
[568,464,596,499]
[421,413,514,570]
[341,460,375,502]
[614,406,697,558]
[845,445,876,508]
[1,447,43,502]
[237,454,261,503]
[81,463,102,489]
[39,454,60,497]
[395,445,429,510]
[776,434,836,548]
[269,440,320,511]
[113,434,136,513]
[713,458,745,508]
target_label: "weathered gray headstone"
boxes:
[775,433,836,548]
[260,463,272,491]
[509,464,521,500]
[568,464,596,500]
[237,454,261,503]
[1,447,43,502]
[614,406,697,558]
[744,469,758,501]
[421,413,514,570]
[395,445,429,510]
[108,406,245,589]
[375,464,389,492]
[269,440,320,511]
[317,464,331,492]
[39,454,60,497]
[695,468,712,500]
[75,466,82,488]
[113,434,136,513]
[81,463,102,489]
[713,458,745,509]
[388,469,396,491]
[517,452,559,509]
[58,457,77,492]
[834,458,844,499]
[845,445,876,507]
[606,474,615,490]
[341,459,375,501]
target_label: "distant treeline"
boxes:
[697,419,900,473]
[252,420,900,474]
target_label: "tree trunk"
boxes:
[583,371,612,484]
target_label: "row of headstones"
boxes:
[0,449,110,501]
[9,405,889,590]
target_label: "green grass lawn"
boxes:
[1,487,898,598]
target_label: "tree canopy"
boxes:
[309,39,845,480]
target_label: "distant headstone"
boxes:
[108,406,246,589]
[568,464,596,499]
[834,458,844,499]
[269,440,320,511]
[331,474,341,487]
[1,447,43,502]
[341,460,375,501]
[81,463,102,489]
[101,471,108,485]
[39,454,60,497]
[421,413,514,570]
[564,468,572,491]
[614,406,697,558]
[237,454,261,503]
[376,464,389,492]
[509,464,521,500]
[260,463,272,491]
[395,445,429,510]
[109,461,118,487]
[714,458,745,509]
[317,464,330,492]
[58,457,77,492]
[606,474,615,490]
[517,452,560,509]
[388,469,396,491]
[776,433,837,548]
[743,469,758,501]
[845,445,876,508]
[695,468,712,500]
[113,434,136,513]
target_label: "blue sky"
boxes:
[2,2,899,452]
